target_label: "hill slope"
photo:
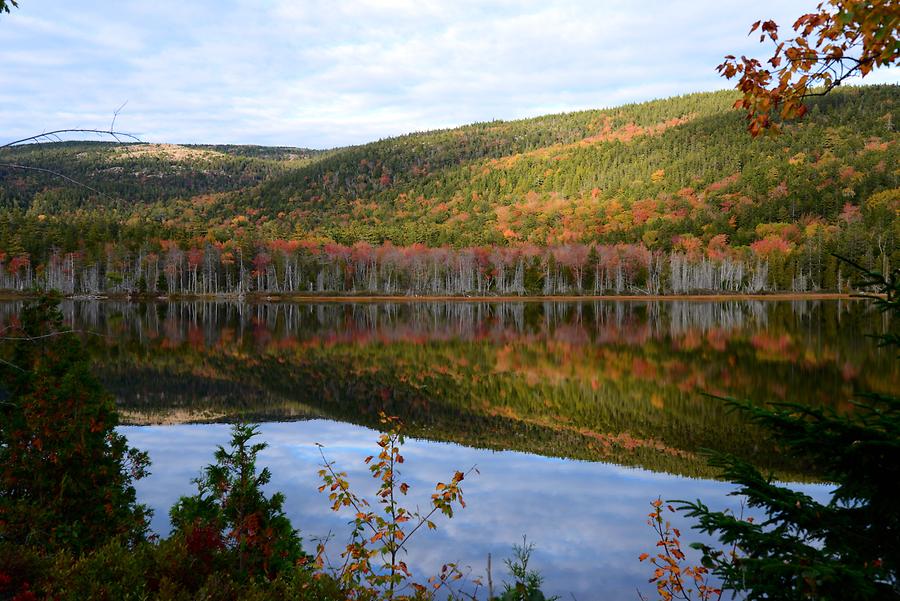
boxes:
[0,142,322,212]
[0,86,897,295]
[224,86,897,248]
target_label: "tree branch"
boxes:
[1,128,141,149]
[0,163,113,200]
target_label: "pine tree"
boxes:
[169,423,306,581]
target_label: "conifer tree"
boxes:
[169,422,306,581]
[677,259,900,600]
[0,297,150,554]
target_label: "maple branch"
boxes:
[721,1,898,134]
[394,463,477,556]
[316,444,379,537]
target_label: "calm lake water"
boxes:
[1,298,895,599]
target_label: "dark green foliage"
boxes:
[0,539,345,601]
[676,260,900,600]
[230,86,897,249]
[0,297,150,555]
[169,423,307,582]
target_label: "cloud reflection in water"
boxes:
[122,420,830,600]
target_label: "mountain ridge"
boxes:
[0,85,896,295]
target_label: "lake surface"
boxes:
[0,298,894,599]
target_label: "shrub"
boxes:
[316,413,475,599]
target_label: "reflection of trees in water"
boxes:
[2,299,894,478]
[667,301,766,336]
[3,299,888,350]
[0,300,893,385]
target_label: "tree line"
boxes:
[0,238,856,296]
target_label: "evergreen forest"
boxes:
[2,86,897,297]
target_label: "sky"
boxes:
[1,0,897,149]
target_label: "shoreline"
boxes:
[0,291,865,303]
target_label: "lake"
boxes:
[1,298,895,599]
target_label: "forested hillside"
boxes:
[0,86,897,296]
[0,142,321,211]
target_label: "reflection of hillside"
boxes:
[102,366,322,424]
[1,299,894,477]
[93,342,804,478]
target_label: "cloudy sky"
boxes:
[1,1,896,148]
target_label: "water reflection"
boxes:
[1,299,885,598]
[2,298,781,342]
[0,298,895,478]
[122,420,831,601]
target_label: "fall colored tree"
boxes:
[719,0,900,134]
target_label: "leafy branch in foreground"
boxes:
[316,413,478,600]
[638,499,729,601]
[719,0,899,135]
[657,257,900,600]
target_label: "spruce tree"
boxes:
[169,422,306,581]
[677,259,900,600]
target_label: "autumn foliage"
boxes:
[639,499,726,601]
[316,413,477,600]
[0,298,150,555]
[719,1,900,134]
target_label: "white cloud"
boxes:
[0,0,895,148]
